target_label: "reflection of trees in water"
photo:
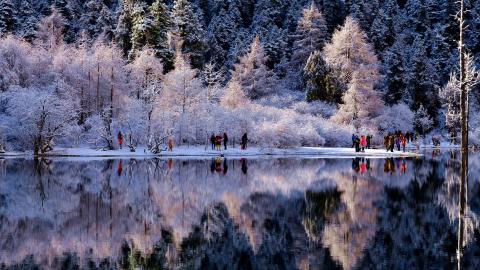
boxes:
[2,155,480,269]
[321,173,383,270]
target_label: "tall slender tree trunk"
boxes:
[96,62,100,112]
[458,1,468,269]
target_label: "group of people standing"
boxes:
[211,133,229,150]
[384,131,415,152]
[210,132,249,151]
[351,134,372,152]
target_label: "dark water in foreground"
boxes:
[1,151,480,270]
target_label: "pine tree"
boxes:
[252,0,289,68]
[321,0,345,33]
[413,104,433,135]
[149,0,174,72]
[382,38,408,105]
[173,0,208,69]
[348,0,379,32]
[302,51,341,103]
[116,1,134,57]
[54,0,76,42]
[81,1,115,41]
[129,2,149,59]
[323,17,378,89]
[231,36,275,99]
[406,35,441,123]
[0,0,15,35]
[290,2,328,70]
[325,17,384,131]
[369,0,397,53]
[15,0,37,41]
[207,2,242,71]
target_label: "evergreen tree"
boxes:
[54,0,76,42]
[382,37,409,105]
[303,51,341,103]
[325,17,384,131]
[129,2,149,59]
[116,1,134,57]
[252,0,289,68]
[15,0,37,41]
[369,0,397,53]
[81,1,115,41]
[348,0,379,32]
[290,2,328,70]
[231,36,275,99]
[149,0,174,72]
[321,0,344,33]
[173,0,208,69]
[0,0,15,35]
[323,17,378,89]
[406,35,441,123]
[207,1,243,71]
[413,104,433,135]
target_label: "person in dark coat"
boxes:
[352,134,356,148]
[366,135,372,149]
[223,133,229,150]
[355,136,361,152]
[241,133,248,150]
[210,134,215,150]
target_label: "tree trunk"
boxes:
[458,0,468,268]
[96,62,100,112]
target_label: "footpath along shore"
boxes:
[0,146,422,158]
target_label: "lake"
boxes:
[1,151,479,270]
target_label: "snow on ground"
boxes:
[0,146,421,158]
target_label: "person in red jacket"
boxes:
[360,135,367,152]
[117,131,123,149]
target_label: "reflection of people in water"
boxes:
[209,157,229,175]
[117,161,123,176]
[167,159,173,170]
[366,159,371,171]
[401,159,407,174]
[384,158,395,174]
[210,158,216,173]
[223,158,228,175]
[241,158,248,175]
[360,158,367,174]
[352,158,360,173]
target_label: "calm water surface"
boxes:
[1,151,480,269]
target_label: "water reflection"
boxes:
[0,152,479,269]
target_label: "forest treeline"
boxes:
[0,0,480,153]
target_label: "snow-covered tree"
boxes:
[323,17,378,89]
[3,86,76,154]
[325,17,384,131]
[231,36,274,99]
[439,54,479,143]
[161,50,203,144]
[173,0,208,69]
[290,2,327,69]
[207,2,243,71]
[127,48,164,145]
[149,0,174,71]
[221,79,248,109]
[333,67,384,132]
[202,62,224,104]
[0,0,15,35]
[413,104,434,136]
[81,1,115,41]
[302,50,341,103]
[14,0,37,41]
[35,8,65,53]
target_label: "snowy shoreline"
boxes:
[0,146,422,159]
